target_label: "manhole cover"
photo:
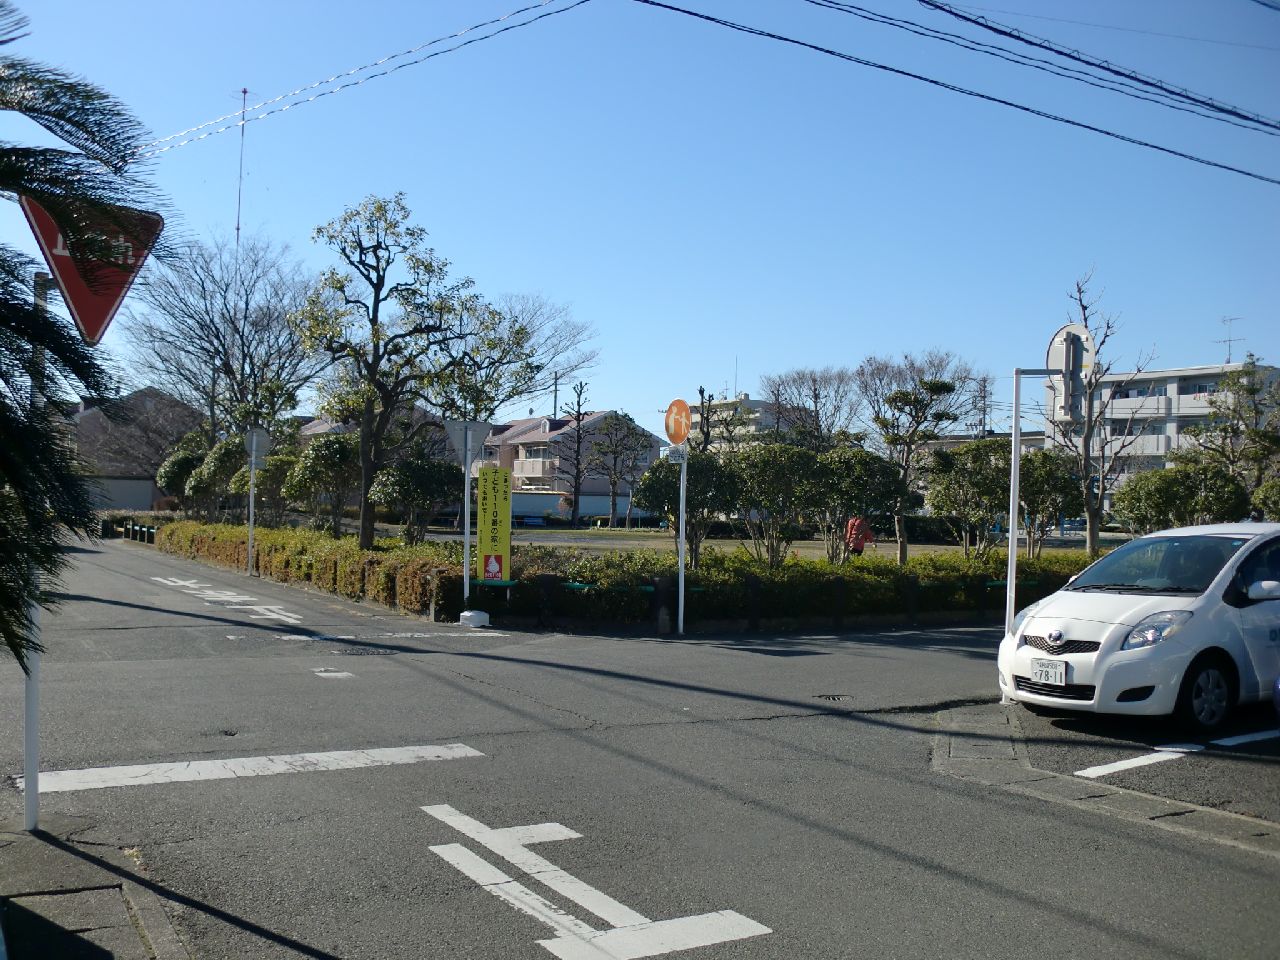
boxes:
[815,694,853,702]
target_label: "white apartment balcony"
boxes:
[1110,434,1171,457]
[1172,395,1215,416]
[514,459,555,478]
[1107,395,1171,418]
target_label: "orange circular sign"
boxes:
[664,398,691,445]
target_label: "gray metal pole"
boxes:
[463,429,472,608]
[1004,369,1022,638]
[1005,368,1057,637]
[677,449,687,635]
[246,432,258,576]
[25,272,50,831]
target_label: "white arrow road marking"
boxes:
[425,804,645,927]
[1075,729,1280,778]
[187,588,258,603]
[228,604,303,624]
[425,805,771,958]
[150,577,210,588]
[19,744,482,793]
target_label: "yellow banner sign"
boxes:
[475,466,512,581]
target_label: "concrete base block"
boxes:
[460,609,490,629]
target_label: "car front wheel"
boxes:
[1175,655,1236,733]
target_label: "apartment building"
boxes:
[1043,360,1278,488]
[480,413,662,520]
[686,392,789,450]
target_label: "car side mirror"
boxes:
[1246,580,1280,601]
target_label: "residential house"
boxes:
[479,413,662,521]
[73,386,204,509]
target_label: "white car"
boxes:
[998,522,1280,732]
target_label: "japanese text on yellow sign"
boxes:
[476,466,512,581]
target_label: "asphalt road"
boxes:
[2,541,1278,959]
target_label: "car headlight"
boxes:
[1122,611,1193,650]
[1011,600,1044,644]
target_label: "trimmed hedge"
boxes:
[154,521,1094,626]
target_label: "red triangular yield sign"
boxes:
[19,195,163,346]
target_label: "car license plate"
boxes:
[1031,658,1066,686]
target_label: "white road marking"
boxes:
[1076,729,1280,779]
[431,844,600,941]
[187,588,257,603]
[313,667,354,679]
[1075,744,1204,779]
[426,804,771,958]
[424,803,647,928]
[229,604,303,624]
[19,744,482,793]
[1211,728,1280,747]
[150,577,209,588]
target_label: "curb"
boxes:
[933,703,1280,861]
[0,819,191,960]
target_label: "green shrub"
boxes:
[155,522,1095,625]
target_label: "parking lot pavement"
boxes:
[1011,702,1280,823]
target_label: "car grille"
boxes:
[1022,635,1101,655]
[1014,676,1097,701]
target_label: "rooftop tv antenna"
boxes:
[1215,316,1243,363]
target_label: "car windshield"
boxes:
[1068,535,1251,595]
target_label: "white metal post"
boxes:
[677,449,687,635]
[1005,369,1022,638]
[246,432,258,576]
[463,429,472,608]
[25,272,50,831]
[1005,367,1057,638]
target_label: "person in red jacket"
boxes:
[845,516,873,557]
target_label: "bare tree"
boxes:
[125,236,330,441]
[1043,275,1153,556]
[422,293,596,421]
[589,412,654,527]
[854,349,976,564]
[758,366,861,451]
[552,381,590,526]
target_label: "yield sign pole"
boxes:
[18,195,163,345]
[24,273,51,831]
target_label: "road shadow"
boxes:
[0,897,112,959]
[29,833,344,960]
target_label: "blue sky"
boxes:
[3,0,1278,437]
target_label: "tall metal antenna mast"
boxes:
[1215,316,1243,363]
[235,87,248,249]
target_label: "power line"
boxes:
[802,0,1278,137]
[953,4,1280,52]
[629,0,1280,187]
[916,1,1280,133]
[140,0,593,158]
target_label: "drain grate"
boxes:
[339,647,397,656]
[815,694,854,702]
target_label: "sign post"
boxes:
[1005,367,1057,640]
[665,399,691,635]
[445,420,492,618]
[24,273,51,831]
[245,428,271,577]
[20,199,161,832]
